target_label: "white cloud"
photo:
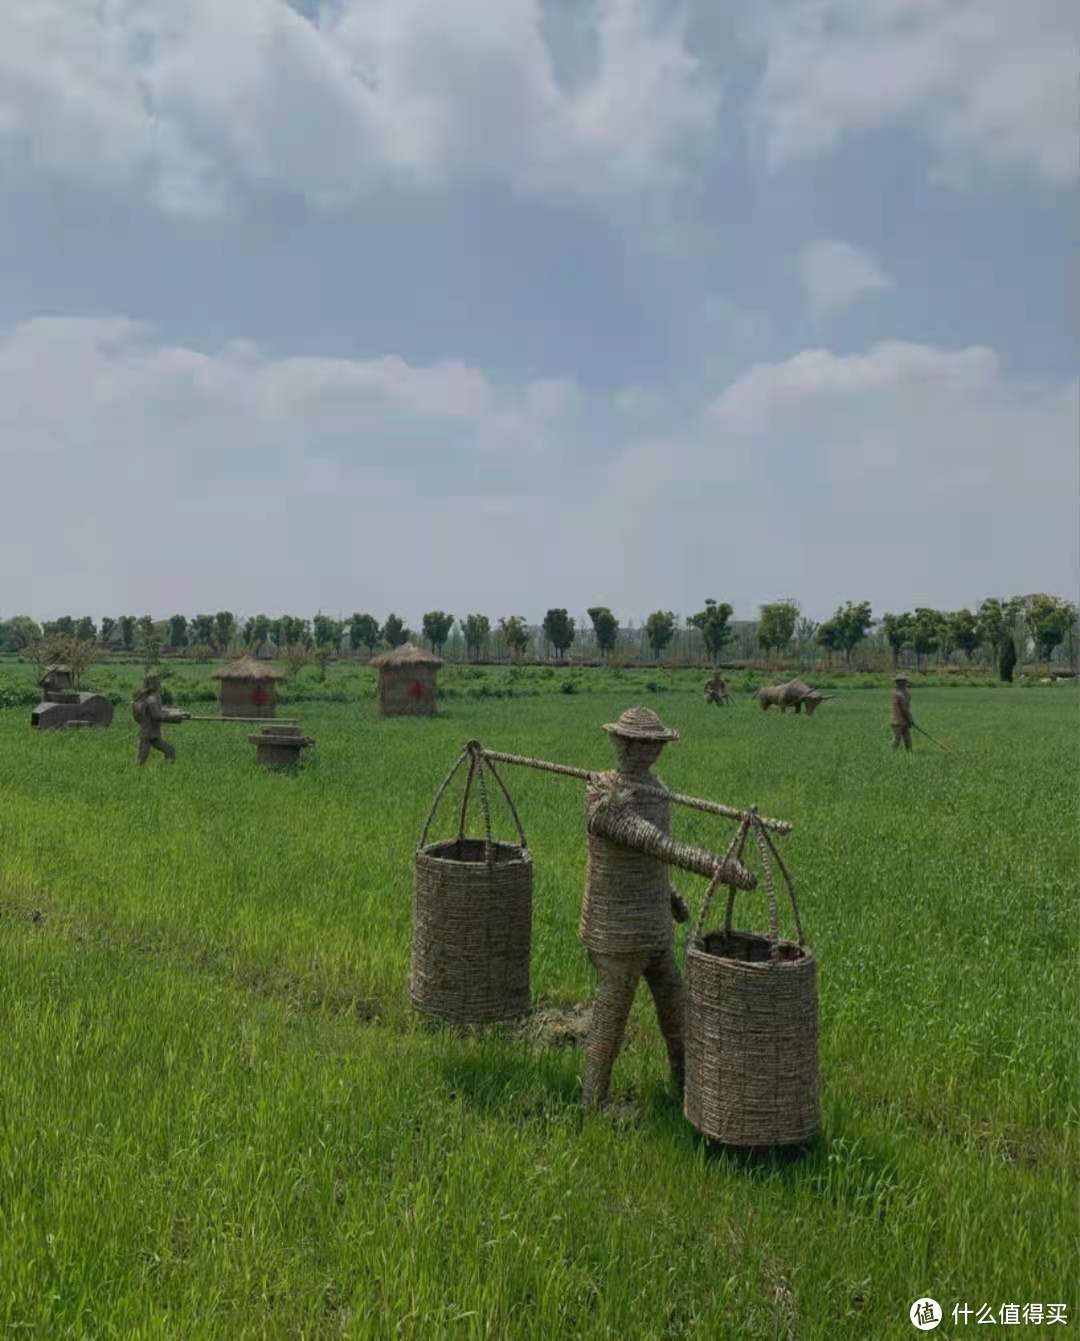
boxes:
[524,378,581,419]
[799,240,893,316]
[748,0,1079,185]
[707,341,999,429]
[0,316,593,614]
[2,318,1075,621]
[0,318,530,461]
[0,0,720,216]
[610,341,1077,611]
[615,386,663,418]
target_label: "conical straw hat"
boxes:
[601,706,680,741]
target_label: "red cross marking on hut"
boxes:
[407,679,431,701]
[251,683,269,707]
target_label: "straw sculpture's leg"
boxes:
[891,726,911,752]
[150,736,176,763]
[582,952,643,1108]
[137,738,151,766]
[644,945,685,1096]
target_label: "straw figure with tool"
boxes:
[890,675,951,754]
[477,708,786,1109]
[131,672,302,765]
[704,672,732,706]
[890,675,914,752]
[131,672,190,765]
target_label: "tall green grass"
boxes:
[0,689,1076,1338]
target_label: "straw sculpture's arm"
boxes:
[146,695,188,725]
[587,803,757,891]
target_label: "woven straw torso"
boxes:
[138,692,164,739]
[890,688,911,725]
[580,770,675,956]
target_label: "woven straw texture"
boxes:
[580,772,677,956]
[410,744,532,1024]
[479,746,793,834]
[372,644,442,716]
[684,815,819,1147]
[601,705,680,740]
[369,642,444,668]
[411,838,533,1024]
[210,656,285,681]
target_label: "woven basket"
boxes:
[410,743,533,1025]
[684,813,819,1148]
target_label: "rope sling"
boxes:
[411,743,533,1024]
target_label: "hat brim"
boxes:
[602,722,680,741]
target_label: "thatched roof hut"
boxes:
[369,643,443,717]
[211,655,286,718]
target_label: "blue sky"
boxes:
[2,0,1076,625]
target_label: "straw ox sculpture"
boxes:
[412,734,820,1148]
[754,678,834,716]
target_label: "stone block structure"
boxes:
[248,723,315,770]
[31,664,113,729]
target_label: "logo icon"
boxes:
[910,1299,942,1330]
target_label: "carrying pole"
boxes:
[475,745,793,835]
[185,716,301,724]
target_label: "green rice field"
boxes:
[1,676,1076,1338]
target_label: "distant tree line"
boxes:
[1,594,1076,677]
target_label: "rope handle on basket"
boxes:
[691,807,804,961]
[417,740,529,865]
[419,746,470,850]
[722,818,755,941]
[693,811,752,943]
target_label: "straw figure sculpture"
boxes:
[211,655,285,719]
[370,643,443,717]
[890,674,914,751]
[704,673,732,706]
[572,707,758,1108]
[131,672,189,764]
[430,716,802,1121]
[411,744,533,1024]
[684,812,819,1147]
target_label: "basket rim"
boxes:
[416,836,532,867]
[687,929,814,967]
